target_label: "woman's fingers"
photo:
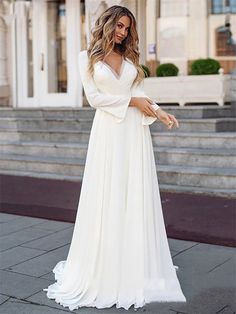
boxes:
[145,97,153,105]
[167,114,179,128]
[146,106,157,117]
[145,100,158,117]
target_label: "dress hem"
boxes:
[42,260,186,311]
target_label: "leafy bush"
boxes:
[191,58,221,75]
[141,64,151,77]
[156,63,179,77]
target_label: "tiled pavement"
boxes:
[0,212,235,314]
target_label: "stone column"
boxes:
[187,0,208,73]
[146,0,158,76]
[0,1,9,105]
[158,0,189,75]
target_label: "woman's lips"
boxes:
[117,35,124,40]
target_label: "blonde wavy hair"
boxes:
[87,5,145,86]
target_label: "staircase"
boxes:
[0,105,235,198]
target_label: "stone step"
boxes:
[157,164,236,190]
[0,141,235,168]
[150,117,236,132]
[0,141,89,160]
[0,117,235,132]
[0,129,235,149]
[0,168,234,198]
[0,105,232,119]
[0,129,91,143]
[151,132,236,149]
[0,117,93,131]
[159,184,236,198]
[0,153,235,189]
[0,153,85,177]
[0,107,95,119]
[154,147,236,168]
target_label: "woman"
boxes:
[43,5,186,311]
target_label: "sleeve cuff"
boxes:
[142,103,160,125]
[98,95,132,123]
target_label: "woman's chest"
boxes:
[93,59,137,93]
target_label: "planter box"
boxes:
[143,73,232,106]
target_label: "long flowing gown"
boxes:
[43,50,187,311]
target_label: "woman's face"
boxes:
[114,15,130,44]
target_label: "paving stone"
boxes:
[0,246,45,269]
[39,271,54,281]
[21,227,74,251]
[0,297,71,313]
[0,293,10,305]
[32,220,73,232]
[172,242,236,275]
[171,287,236,314]
[0,216,47,236]
[206,256,236,289]
[0,213,234,314]
[26,290,99,313]
[0,270,51,299]
[0,226,55,252]
[168,238,199,253]
[0,213,20,223]
[7,244,70,277]
[173,253,236,303]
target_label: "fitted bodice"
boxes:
[93,58,138,96]
[78,50,158,125]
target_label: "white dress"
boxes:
[43,50,186,311]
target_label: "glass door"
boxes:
[16,0,82,108]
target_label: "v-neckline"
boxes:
[100,56,126,80]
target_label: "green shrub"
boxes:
[156,63,179,77]
[141,64,151,77]
[191,58,221,75]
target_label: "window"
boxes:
[212,0,236,14]
[216,25,236,56]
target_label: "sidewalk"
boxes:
[0,212,235,314]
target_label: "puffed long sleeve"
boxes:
[78,51,131,123]
[131,81,159,126]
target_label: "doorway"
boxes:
[15,0,82,107]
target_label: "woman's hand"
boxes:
[155,108,179,129]
[129,97,157,118]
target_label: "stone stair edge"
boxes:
[151,131,236,137]
[0,153,235,176]
[153,147,236,155]
[0,117,235,122]
[0,105,231,111]
[0,141,235,155]
[0,128,235,138]
[0,170,235,198]
[157,164,236,176]
[0,128,91,134]
[159,184,236,198]
[0,141,88,148]
[0,152,86,165]
[0,117,93,121]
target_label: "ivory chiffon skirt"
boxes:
[43,107,186,311]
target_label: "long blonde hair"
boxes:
[87,5,145,86]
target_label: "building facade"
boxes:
[0,0,235,108]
